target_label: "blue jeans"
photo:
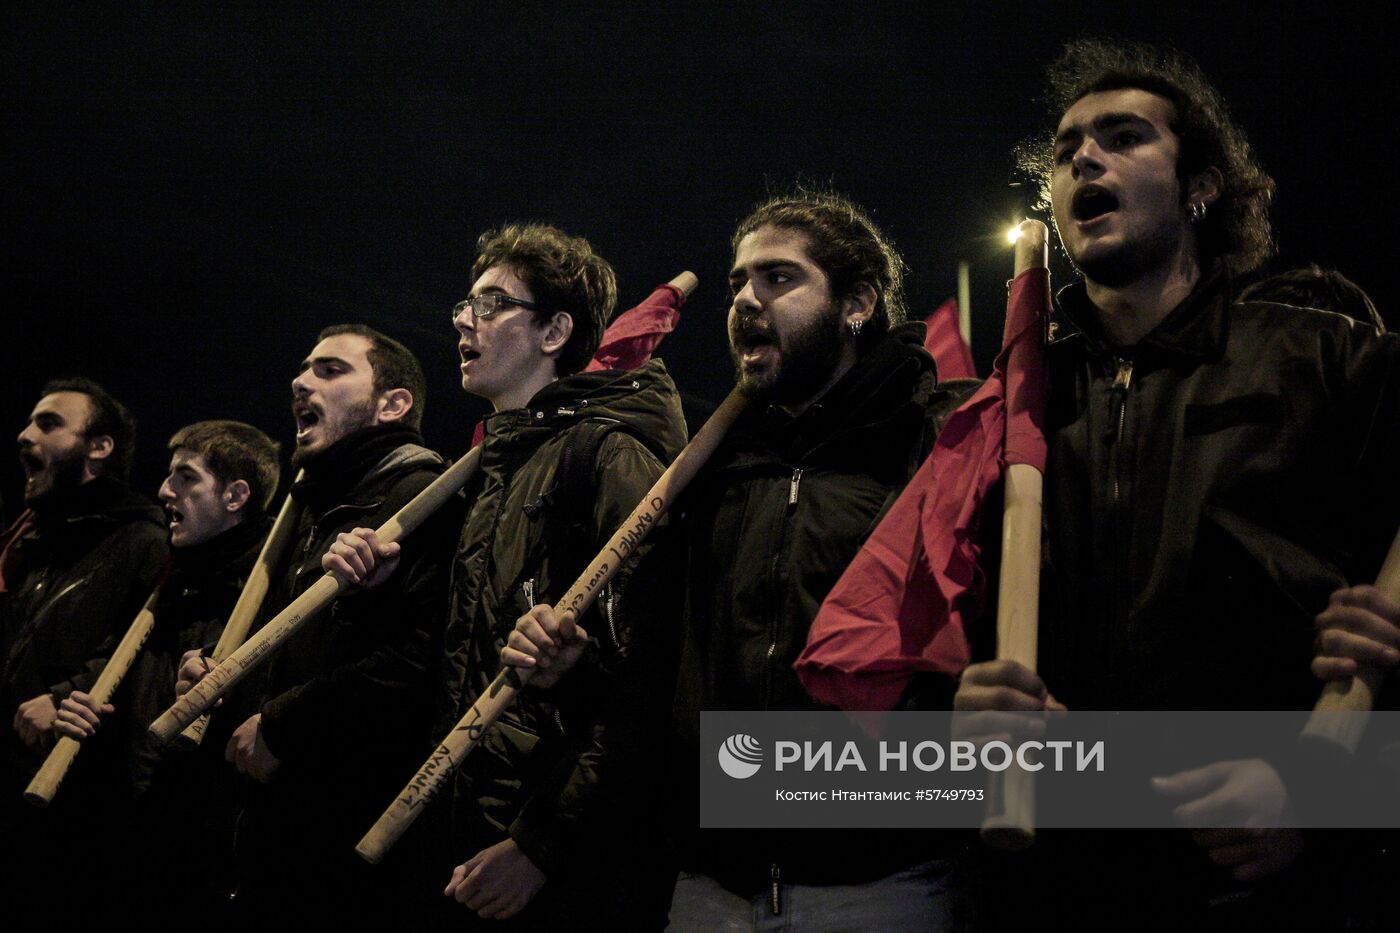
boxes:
[666,858,966,932]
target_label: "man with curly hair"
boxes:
[955,39,1400,930]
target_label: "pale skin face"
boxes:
[290,333,412,463]
[158,448,250,548]
[727,225,875,416]
[16,391,110,505]
[1050,88,1221,342]
[454,264,572,412]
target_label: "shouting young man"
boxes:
[327,224,687,928]
[954,40,1400,930]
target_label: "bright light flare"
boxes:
[1006,225,1024,245]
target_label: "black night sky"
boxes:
[4,2,1395,513]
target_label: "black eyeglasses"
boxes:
[451,293,542,321]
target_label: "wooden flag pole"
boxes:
[357,381,741,865]
[174,474,304,749]
[148,449,481,744]
[1301,527,1400,752]
[980,220,1049,851]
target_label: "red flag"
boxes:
[583,282,686,373]
[471,281,688,447]
[924,297,977,379]
[795,267,1050,710]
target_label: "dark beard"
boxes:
[24,446,88,508]
[732,300,846,407]
[291,396,379,468]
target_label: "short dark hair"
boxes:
[169,420,283,512]
[1240,265,1386,333]
[40,377,137,480]
[1022,38,1275,275]
[316,324,427,430]
[471,223,618,376]
[732,190,907,349]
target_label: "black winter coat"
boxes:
[437,360,687,925]
[228,426,459,921]
[977,268,1400,932]
[672,324,976,894]
[0,475,168,792]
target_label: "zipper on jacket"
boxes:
[1108,357,1134,505]
[770,862,783,915]
[787,468,803,507]
[603,583,619,648]
[522,578,535,609]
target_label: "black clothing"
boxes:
[672,325,976,895]
[0,475,168,920]
[225,426,459,925]
[979,268,1400,932]
[437,361,687,930]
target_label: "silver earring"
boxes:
[849,318,865,337]
[1188,202,1207,224]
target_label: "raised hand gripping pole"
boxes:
[356,385,745,864]
[147,448,482,745]
[25,581,166,806]
[1301,527,1400,752]
[175,473,304,749]
[980,220,1049,851]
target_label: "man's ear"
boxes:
[223,479,252,514]
[540,311,574,357]
[1188,166,1224,209]
[376,388,414,425]
[85,434,114,464]
[841,282,878,330]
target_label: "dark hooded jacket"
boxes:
[975,267,1400,931]
[0,475,168,792]
[671,324,978,895]
[437,360,687,925]
[226,425,460,921]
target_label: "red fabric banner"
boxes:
[795,268,1050,710]
[583,282,685,373]
[924,297,977,380]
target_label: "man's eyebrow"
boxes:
[470,286,511,298]
[1055,112,1148,145]
[729,258,800,280]
[298,354,351,372]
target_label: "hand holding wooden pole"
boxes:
[174,474,304,749]
[148,448,482,745]
[25,584,165,807]
[1301,527,1400,752]
[357,314,735,863]
[980,220,1049,851]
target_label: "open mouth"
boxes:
[459,346,481,366]
[1072,185,1119,222]
[18,450,43,476]
[167,505,185,528]
[292,401,321,439]
[735,328,777,366]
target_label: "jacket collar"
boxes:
[1055,263,1232,362]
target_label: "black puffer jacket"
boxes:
[437,360,687,916]
[0,475,168,791]
[672,324,977,895]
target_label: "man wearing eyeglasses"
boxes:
[326,223,687,928]
[178,324,458,925]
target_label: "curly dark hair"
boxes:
[1020,38,1275,275]
[472,224,617,376]
[732,189,907,350]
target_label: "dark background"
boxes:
[4,2,1394,513]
